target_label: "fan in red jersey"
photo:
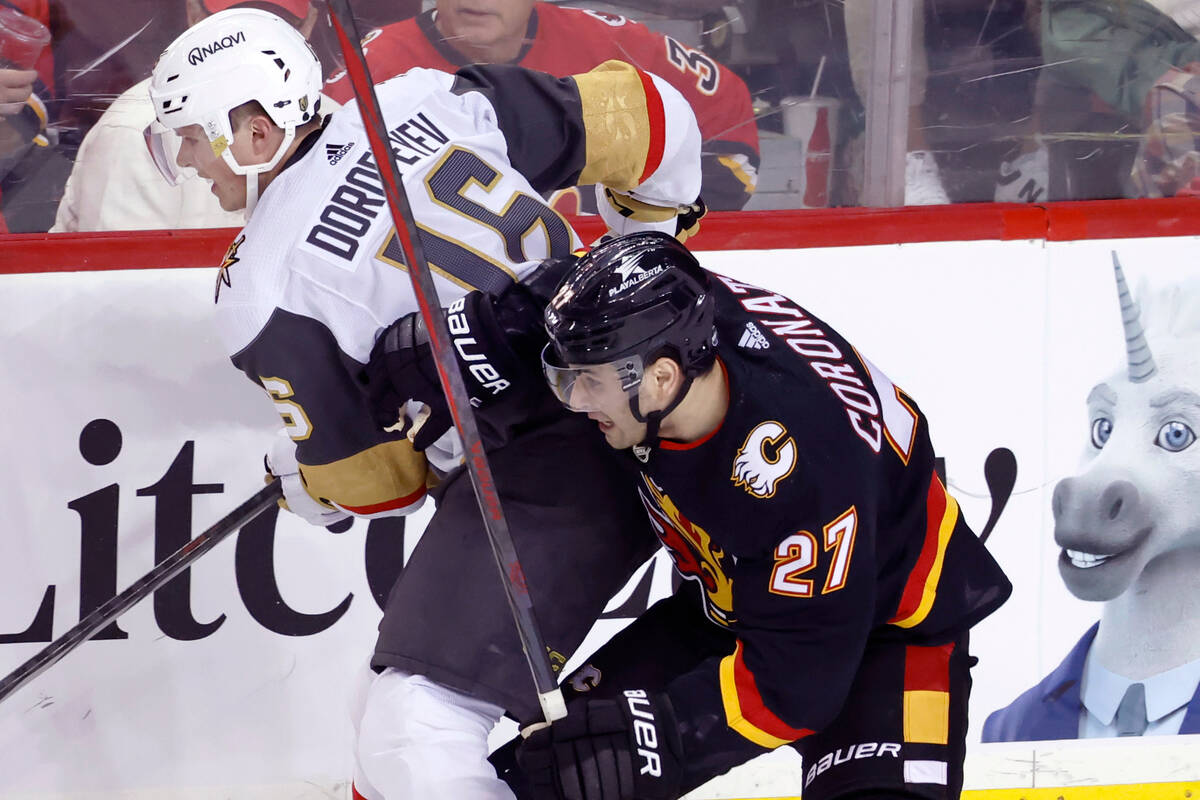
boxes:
[324,0,760,212]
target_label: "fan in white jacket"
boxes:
[51,0,321,232]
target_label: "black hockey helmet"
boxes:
[541,232,716,457]
[542,231,716,380]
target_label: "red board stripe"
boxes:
[5,198,1200,274]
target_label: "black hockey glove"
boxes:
[363,284,547,451]
[515,690,684,800]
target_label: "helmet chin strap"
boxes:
[243,172,262,220]
[224,126,297,219]
[629,374,695,463]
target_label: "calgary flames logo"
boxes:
[639,475,735,626]
[732,421,797,499]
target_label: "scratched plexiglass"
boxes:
[10,0,1200,234]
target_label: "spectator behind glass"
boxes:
[0,0,66,232]
[1151,0,1200,34]
[323,0,760,211]
[51,0,321,232]
[998,0,1200,202]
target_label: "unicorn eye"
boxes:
[1090,417,1113,449]
[1155,420,1196,452]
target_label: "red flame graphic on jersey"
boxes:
[646,501,713,590]
[638,476,735,626]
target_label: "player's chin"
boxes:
[599,423,635,450]
[601,430,628,450]
[213,189,244,212]
[588,413,614,432]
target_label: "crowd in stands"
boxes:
[4,0,1200,234]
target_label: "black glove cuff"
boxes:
[514,690,685,800]
[382,311,426,356]
[617,689,685,794]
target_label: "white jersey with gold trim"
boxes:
[215,61,701,518]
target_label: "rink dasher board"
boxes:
[3,235,1200,796]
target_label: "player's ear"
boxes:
[247,114,282,159]
[645,357,684,408]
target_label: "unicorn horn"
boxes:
[1112,252,1156,383]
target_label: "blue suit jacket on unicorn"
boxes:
[982,622,1200,741]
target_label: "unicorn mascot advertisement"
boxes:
[985,250,1200,743]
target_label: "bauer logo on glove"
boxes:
[363,284,554,451]
[446,295,513,398]
[514,689,684,800]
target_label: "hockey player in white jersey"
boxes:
[146,7,703,799]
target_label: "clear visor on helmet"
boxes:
[143,120,190,186]
[541,343,645,413]
[144,119,230,186]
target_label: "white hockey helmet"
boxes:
[145,7,322,208]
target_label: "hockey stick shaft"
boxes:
[0,481,283,706]
[326,0,566,723]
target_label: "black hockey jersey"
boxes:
[639,273,1011,751]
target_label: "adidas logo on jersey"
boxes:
[326,142,353,165]
[738,321,770,350]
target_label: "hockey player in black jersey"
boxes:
[514,232,1013,800]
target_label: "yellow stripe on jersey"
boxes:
[720,650,791,749]
[891,490,959,629]
[903,689,950,745]
[573,60,656,192]
[719,641,813,749]
[299,439,429,514]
